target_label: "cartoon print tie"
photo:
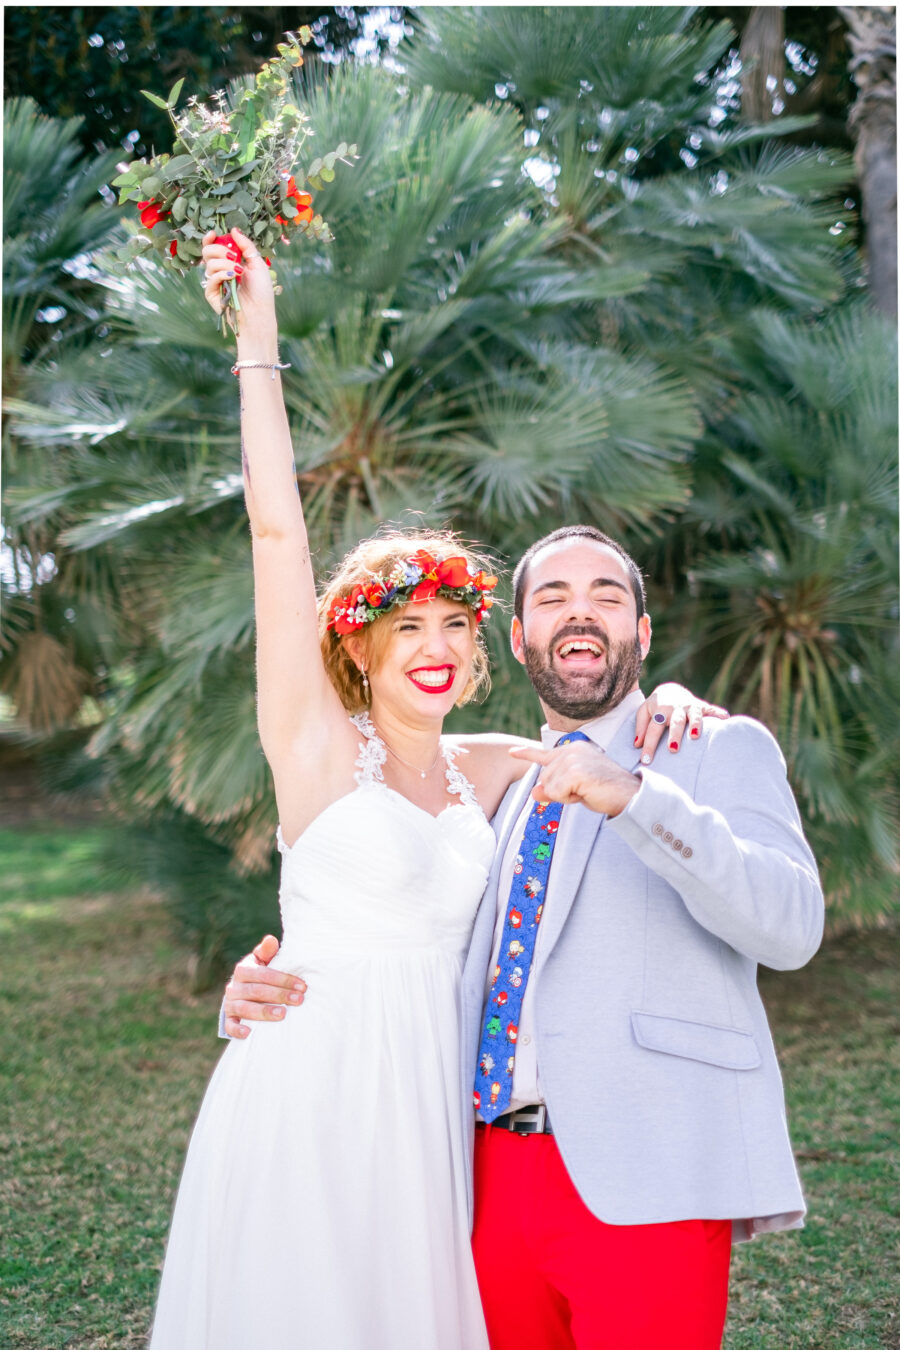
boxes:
[474,731,590,1122]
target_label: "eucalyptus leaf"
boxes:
[141,176,162,197]
[172,196,188,222]
[319,166,335,183]
[236,103,258,160]
[163,154,195,181]
[226,160,259,181]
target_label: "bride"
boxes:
[149,229,720,1349]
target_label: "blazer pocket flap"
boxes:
[631,1011,761,1070]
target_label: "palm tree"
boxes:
[676,304,899,920]
[2,98,122,731]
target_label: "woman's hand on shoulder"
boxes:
[635,683,729,764]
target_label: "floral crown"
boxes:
[326,549,498,636]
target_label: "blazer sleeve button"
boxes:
[652,822,664,836]
[682,845,693,859]
[663,831,673,844]
[673,838,683,851]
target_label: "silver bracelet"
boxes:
[231,360,291,379]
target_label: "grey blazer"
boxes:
[458,714,824,1239]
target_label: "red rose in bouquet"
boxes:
[138,200,169,229]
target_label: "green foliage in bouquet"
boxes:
[107,30,357,328]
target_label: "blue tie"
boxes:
[474,731,590,1122]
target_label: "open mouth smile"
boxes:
[407,665,456,694]
[554,639,605,666]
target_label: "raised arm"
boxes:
[202,231,350,828]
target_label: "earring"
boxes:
[360,666,369,697]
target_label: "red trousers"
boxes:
[472,1125,731,1350]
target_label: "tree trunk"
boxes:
[839,6,898,318]
[740,6,786,122]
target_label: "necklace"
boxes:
[374,724,442,779]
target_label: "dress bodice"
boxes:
[273,714,495,968]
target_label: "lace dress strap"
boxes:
[349,711,387,787]
[441,743,480,810]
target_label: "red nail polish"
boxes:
[690,728,700,737]
[634,736,640,746]
[669,741,678,750]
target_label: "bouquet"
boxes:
[109,30,356,331]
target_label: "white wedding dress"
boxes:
[149,714,493,1350]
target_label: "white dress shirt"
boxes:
[479,689,646,1113]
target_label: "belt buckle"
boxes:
[511,1104,546,1135]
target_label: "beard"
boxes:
[522,623,644,721]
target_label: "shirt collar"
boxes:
[540,688,646,752]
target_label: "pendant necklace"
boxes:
[375,725,442,779]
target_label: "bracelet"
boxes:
[231,360,291,379]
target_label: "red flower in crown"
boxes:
[363,581,387,607]
[328,584,366,635]
[169,240,178,257]
[138,200,168,229]
[435,556,474,588]
[411,577,441,604]
[409,548,439,576]
[473,569,498,593]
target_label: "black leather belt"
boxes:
[480,1105,553,1135]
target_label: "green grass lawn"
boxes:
[0,823,897,1349]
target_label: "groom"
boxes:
[223,525,824,1349]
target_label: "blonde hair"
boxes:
[318,529,495,713]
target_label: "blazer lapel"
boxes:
[538,712,643,959]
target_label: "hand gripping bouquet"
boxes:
[110,30,356,331]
